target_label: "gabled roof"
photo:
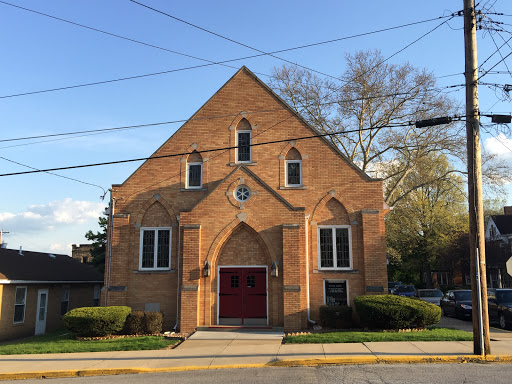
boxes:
[490,215,512,236]
[185,165,304,213]
[0,248,104,283]
[115,66,376,187]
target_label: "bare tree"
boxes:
[270,50,508,205]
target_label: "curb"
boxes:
[2,355,512,381]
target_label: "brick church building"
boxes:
[104,67,388,332]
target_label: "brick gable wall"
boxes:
[105,67,387,332]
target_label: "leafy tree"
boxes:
[483,196,508,225]
[85,210,108,272]
[386,153,468,286]
[270,50,510,205]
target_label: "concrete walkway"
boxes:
[2,324,512,380]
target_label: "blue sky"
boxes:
[1,0,511,254]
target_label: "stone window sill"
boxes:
[180,188,207,192]
[229,162,258,166]
[133,270,176,274]
[279,186,308,190]
[313,269,359,274]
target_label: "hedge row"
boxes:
[354,294,440,329]
[123,311,163,334]
[319,305,353,328]
[63,306,131,337]
[63,307,163,337]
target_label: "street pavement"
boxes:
[1,317,512,380]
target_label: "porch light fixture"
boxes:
[271,261,279,277]
[203,260,211,277]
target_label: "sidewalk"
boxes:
[1,330,512,380]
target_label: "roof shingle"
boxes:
[0,248,103,282]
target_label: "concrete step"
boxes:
[196,326,284,333]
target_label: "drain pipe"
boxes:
[305,214,316,325]
[105,191,115,306]
[174,215,181,331]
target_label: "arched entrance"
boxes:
[214,223,270,325]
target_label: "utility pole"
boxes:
[0,229,9,246]
[464,0,491,355]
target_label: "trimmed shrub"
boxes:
[123,311,145,335]
[354,295,440,330]
[63,306,131,337]
[143,312,163,334]
[319,305,353,328]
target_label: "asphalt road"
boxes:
[5,364,512,384]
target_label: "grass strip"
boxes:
[284,327,473,344]
[0,329,179,355]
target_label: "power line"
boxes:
[121,114,297,200]
[0,0,263,76]
[129,0,455,84]
[0,156,106,194]
[488,31,512,82]
[0,84,464,145]
[0,4,453,100]
[0,121,447,177]
[479,50,512,80]
[127,0,345,82]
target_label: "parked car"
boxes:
[415,289,444,306]
[487,288,512,329]
[388,282,402,294]
[393,285,416,297]
[440,290,472,319]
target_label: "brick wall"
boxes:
[0,284,100,341]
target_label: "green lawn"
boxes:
[284,327,473,344]
[0,329,179,355]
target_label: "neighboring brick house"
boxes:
[0,248,103,341]
[71,243,94,263]
[104,67,388,332]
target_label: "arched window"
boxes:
[186,151,203,189]
[285,148,302,187]
[236,118,252,163]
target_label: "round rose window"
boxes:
[234,185,251,202]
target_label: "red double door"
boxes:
[219,267,267,324]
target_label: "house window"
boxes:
[236,131,252,163]
[61,286,70,316]
[14,286,27,324]
[318,226,352,270]
[186,162,203,189]
[139,227,172,270]
[93,285,101,306]
[324,280,348,306]
[285,160,302,186]
[437,272,450,286]
[285,147,303,187]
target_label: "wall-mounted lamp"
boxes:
[203,260,211,277]
[271,261,279,277]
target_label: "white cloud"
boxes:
[485,133,512,158]
[49,243,73,255]
[0,198,105,233]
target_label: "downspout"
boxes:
[305,214,316,325]
[105,190,114,306]
[174,215,181,331]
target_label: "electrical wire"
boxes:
[0,120,454,177]
[0,1,454,99]
[0,83,464,146]
[0,156,106,194]
[127,1,341,81]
